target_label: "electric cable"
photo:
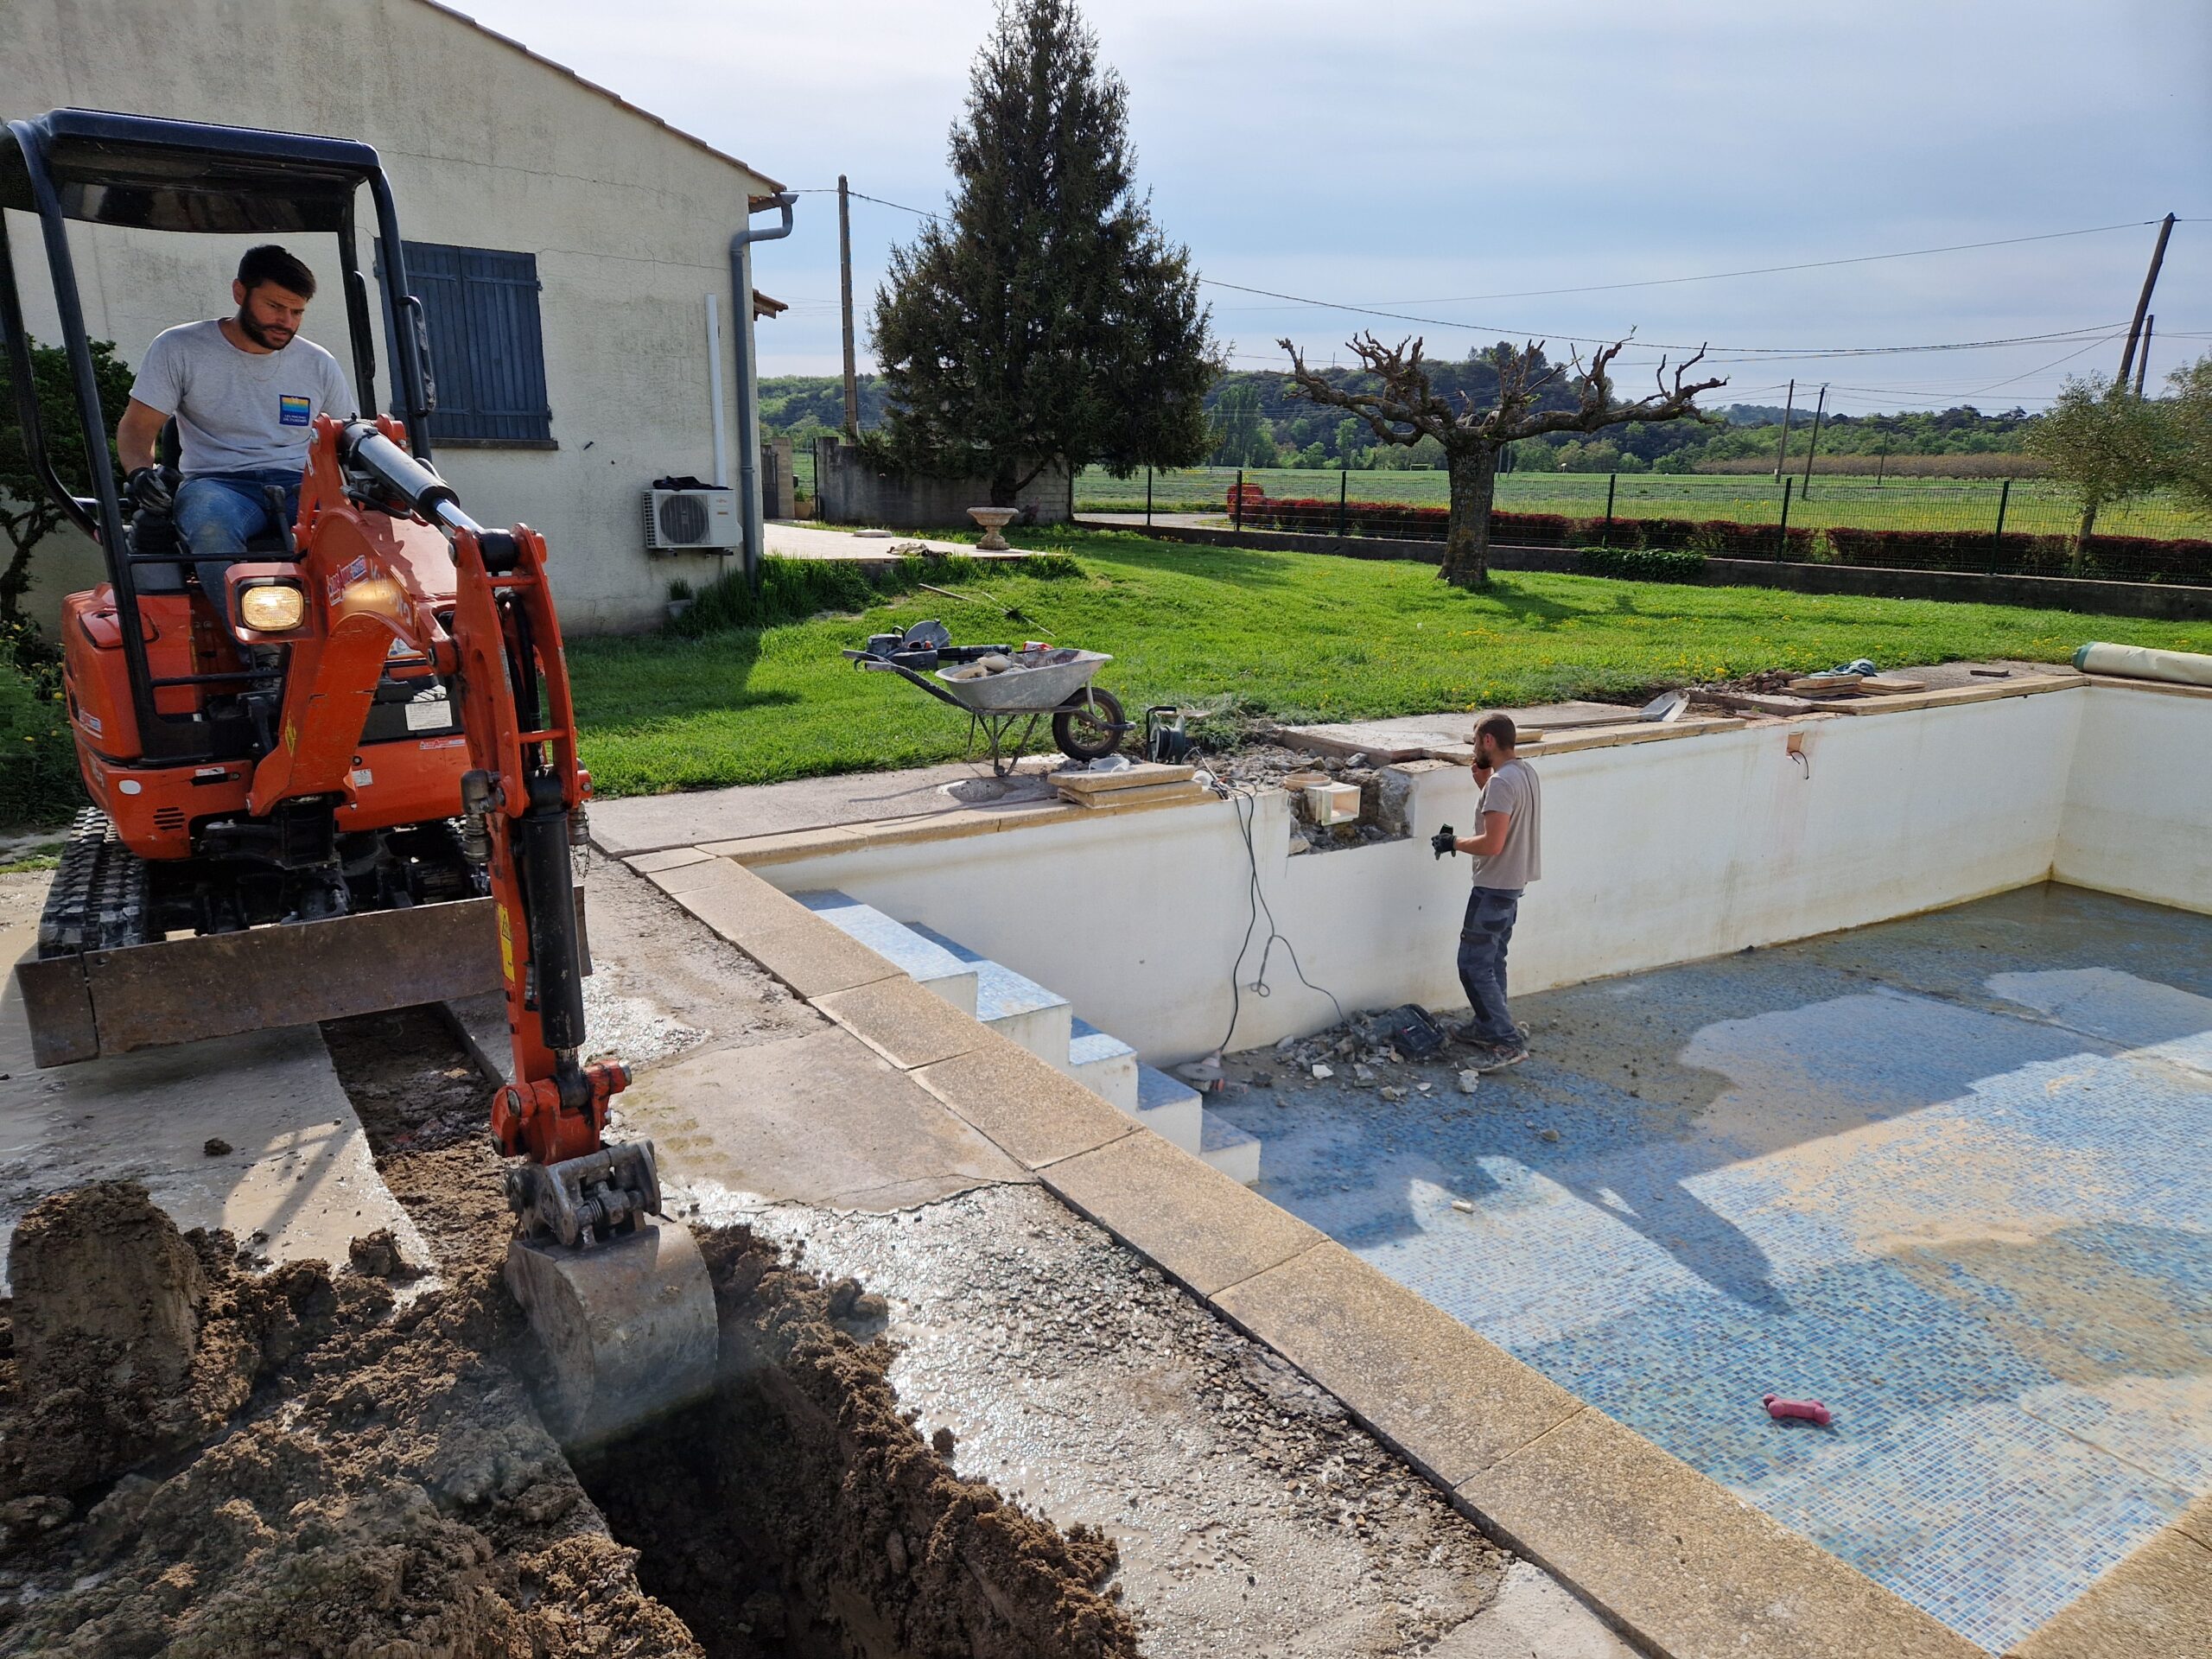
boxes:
[1216,784,1345,1056]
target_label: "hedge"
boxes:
[1576,546,1708,583]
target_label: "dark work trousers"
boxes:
[1457,886,1524,1047]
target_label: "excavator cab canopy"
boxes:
[0,107,441,760]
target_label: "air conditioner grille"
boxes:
[656,493,710,545]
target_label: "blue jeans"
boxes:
[174,470,300,624]
[1458,886,1524,1047]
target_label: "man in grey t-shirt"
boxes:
[116,245,353,621]
[1452,712,1542,1069]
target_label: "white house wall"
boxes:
[742,686,2202,1065]
[3,0,778,632]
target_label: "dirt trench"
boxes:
[0,1006,1137,1657]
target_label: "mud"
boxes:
[582,1226,1137,1659]
[0,1003,1141,1657]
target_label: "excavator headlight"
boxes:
[238,582,306,632]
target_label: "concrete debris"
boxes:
[1450,1198,1476,1214]
[1459,1070,1482,1095]
[1311,1063,1334,1080]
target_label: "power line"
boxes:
[1357,220,2170,306]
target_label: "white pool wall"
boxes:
[753,683,2206,1063]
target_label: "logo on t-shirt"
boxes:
[279,394,311,426]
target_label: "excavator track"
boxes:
[37,808,151,958]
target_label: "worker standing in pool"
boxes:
[1453,712,1541,1070]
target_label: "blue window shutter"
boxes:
[402,242,551,443]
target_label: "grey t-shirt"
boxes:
[129,320,353,476]
[1470,757,1541,890]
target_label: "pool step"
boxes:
[794,892,977,1014]
[1066,1017,1139,1112]
[906,923,1072,1065]
[786,890,1257,1184]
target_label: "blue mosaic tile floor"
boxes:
[1217,885,2212,1654]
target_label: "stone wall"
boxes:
[815,439,1071,530]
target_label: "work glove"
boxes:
[124,466,174,516]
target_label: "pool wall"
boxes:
[743,680,2208,1064]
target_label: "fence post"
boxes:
[1992,478,2011,559]
[1604,473,1618,545]
[1234,468,1244,532]
[1145,466,1153,530]
[1776,475,1794,560]
[1338,466,1348,537]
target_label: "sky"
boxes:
[454,0,2211,414]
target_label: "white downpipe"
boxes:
[705,294,728,488]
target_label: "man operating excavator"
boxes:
[113,244,353,626]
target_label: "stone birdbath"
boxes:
[967,506,1019,551]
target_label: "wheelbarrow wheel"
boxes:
[1052,687,1126,762]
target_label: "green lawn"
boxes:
[567,530,2212,799]
[1074,467,2212,542]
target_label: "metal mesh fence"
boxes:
[1076,466,2212,585]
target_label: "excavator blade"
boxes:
[504,1217,719,1449]
[17,898,501,1068]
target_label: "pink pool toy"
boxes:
[1763,1393,1832,1427]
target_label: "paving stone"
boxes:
[622,1026,1025,1210]
[1215,1241,1580,1490]
[624,846,709,874]
[648,861,903,997]
[1041,1129,1322,1299]
[700,825,863,863]
[911,1033,1138,1170]
[1456,1408,1982,1659]
[813,974,989,1070]
[2011,1522,2212,1659]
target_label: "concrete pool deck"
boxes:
[1211,884,2212,1654]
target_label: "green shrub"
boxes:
[1575,545,1709,584]
[668,550,1082,637]
[0,654,81,829]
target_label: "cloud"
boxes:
[454,0,2209,406]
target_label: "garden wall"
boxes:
[813,437,1072,530]
[739,681,2204,1064]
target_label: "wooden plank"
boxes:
[1825,675,2087,715]
[1053,762,1197,796]
[1859,676,1928,693]
[1701,690,1822,717]
[1057,779,1212,809]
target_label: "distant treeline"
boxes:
[762,358,2044,476]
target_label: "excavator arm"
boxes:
[334,421,715,1441]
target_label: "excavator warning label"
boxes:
[496,904,515,982]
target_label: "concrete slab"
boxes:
[593,756,1059,856]
[910,1034,1139,1170]
[0,928,431,1287]
[813,974,990,1071]
[651,860,905,998]
[2012,1523,2212,1659]
[1456,1408,1982,1659]
[621,1025,1027,1211]
[1279,703,1643,762]
[1041,1129,1323,1299]
[1427,1562,1637,1659]
[1215,1241,1580,1491]
[764,521,1033,563]
[624,846,710,874]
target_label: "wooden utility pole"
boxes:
[1774,378,1795,480]
[2133,315,2155,397]
[838,175,860,435]
[2115,213,2174,391]
[1801,384,1827,496]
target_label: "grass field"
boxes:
[1071,467,2212,542]
[567,528,2212,798]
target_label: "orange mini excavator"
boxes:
[2,110,714,1440]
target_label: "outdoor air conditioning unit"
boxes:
[643,486,739,553]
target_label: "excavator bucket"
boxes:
[504,1218,719,1448]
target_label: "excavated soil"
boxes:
[0,1007,1138,1656]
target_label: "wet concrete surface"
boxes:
[1211,882,2212,1654]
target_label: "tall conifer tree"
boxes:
[871,0,1217,504]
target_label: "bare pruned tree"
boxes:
[1281,333,1726,586]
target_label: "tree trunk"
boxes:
[2070,501,2099,573]
[1439,442,1497,588]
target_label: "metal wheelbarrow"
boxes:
[842,621,1130,776]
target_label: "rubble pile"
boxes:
[1203,743,1414,853]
